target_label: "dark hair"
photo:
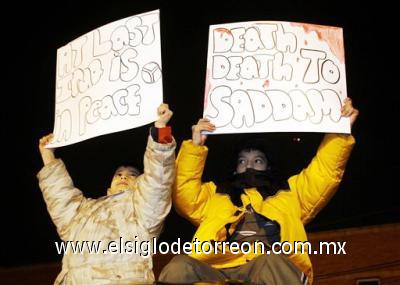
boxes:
[113,165,141,177]
[219,137,275,176]
[216,137,289,207]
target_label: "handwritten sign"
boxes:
[203,21,350,134]
[50,10,162,147]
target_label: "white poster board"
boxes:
[49,10,162,147]
[203,21,350,134]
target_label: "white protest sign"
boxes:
[203,21,350,134]
[49,10,162,147]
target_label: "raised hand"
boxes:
[341,97,359,127]
[39,133,56,165]
[191,118,216,146]
[155,103,173,128]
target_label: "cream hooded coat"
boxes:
[37,136,176,285]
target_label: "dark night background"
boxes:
[2,0,399,268]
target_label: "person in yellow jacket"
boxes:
[159,98,358,285]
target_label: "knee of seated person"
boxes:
[168,255,195,267]
[159,255,196,281]
[162,254,196,272]
[253,253,285,264]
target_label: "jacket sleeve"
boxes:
[134,135,176,236]
[288,133,356,224]
[37,159,85,240]
[172,140,216,226]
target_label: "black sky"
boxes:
[2,0,399,267]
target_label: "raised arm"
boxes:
[288,98,359,224]
[37,134,85,240]
[134,104,176,236]
[173,118,217,226]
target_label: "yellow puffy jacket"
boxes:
[173,133,355,284]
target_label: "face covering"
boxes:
[217,168,289,207]
[230,168,275,188]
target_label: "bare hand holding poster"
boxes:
[203,21,350,134]
[50,10,162,147]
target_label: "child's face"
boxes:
[108,167,138,195]
[236,149,268,174]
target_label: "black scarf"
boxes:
[216,168,289,207]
